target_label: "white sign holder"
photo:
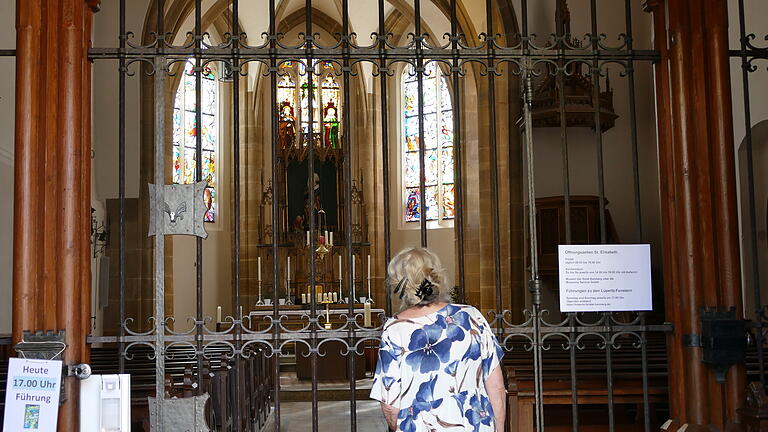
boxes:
[2,357,63,431]
[558,244,653,312]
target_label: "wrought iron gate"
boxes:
[81,0,673,431]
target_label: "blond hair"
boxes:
[387,247,449,310]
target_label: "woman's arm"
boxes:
[380,402,399,431]
[484,365,507,432]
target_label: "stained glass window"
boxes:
[276,60,342,149]
[173,60,218,222]
[402,62,455,222]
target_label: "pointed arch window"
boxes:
[277,60,342,150]
[402,63,455,223]
[172,60,218,222]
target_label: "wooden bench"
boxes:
[89,345,273,431]
[504,334,669,432]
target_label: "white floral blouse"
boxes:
[370,304,504,432]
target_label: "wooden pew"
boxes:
[89,345,273,431]
[504,334,669,432]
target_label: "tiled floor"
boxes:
[263,400,389,431]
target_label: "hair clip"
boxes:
[393,277,408,299]
[415,279,434,300]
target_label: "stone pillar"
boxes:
[13,0,99,429]
[645,1,745,430]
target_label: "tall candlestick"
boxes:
[257,256,262,282]
[352,256,356,300]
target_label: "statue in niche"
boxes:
[278,101,296,149]
[287,160,338,232]
[323,102,340,149]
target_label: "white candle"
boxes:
[364,301,372,327]
[257,256,262,282]
[338,255,342,279]
[324,230,328,243]
[306,231,310,246]
[217,306,222,323]
[367,255,371,280]
[239,306,243,318]
[333,292,338,302]
[287,256,291,280]
[302,293,307,304]
[329,232,333,246]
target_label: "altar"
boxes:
[247,305,385,381]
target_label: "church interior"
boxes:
[1,0,768,431]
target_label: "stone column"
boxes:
[13,0,99,429]
[645,1,745,430]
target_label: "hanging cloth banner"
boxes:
[2,357,62,431]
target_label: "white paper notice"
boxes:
[2,357,62,431]
[559,244,652,312]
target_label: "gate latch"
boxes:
[700,307,747,384]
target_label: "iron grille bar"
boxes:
[378,0,393,317]
[568,314,580,432]
[640,313,651,432]
[303,2,321,431]
[588,1,615,430]
[341,0,358,428]
[451,0,466,304]
[415,0,428,246]
[232,0,244,428]
[485,0,503,335]
[88,47,661,61]
[268,0,283,428]
[737,0,765,387]
[625,0,643,243]
[118,0,126,375]
[193,0,204,397]
[152,1,167,430]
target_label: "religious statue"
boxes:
[278,101,296,149]
[323,102,340,149]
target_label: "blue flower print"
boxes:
[406,323,453,373]
[465,394,494,432]
[398,378,443,432]
[444,360,459,376]
[482,343,504,377]
[462,330,482,361]
[376,337,402,375]
[435,307,472,342]
[382,375,397,391]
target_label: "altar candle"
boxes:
[367,255,371,280]
[302,293,307,304]
[257,257,262,282]
[306,231,310,246]
[287,256,291,280]
[325,230,328,243]
[239,306,243,318]
[352,257,356,299]
[338,255,342,279]
[333,292,338,302]
[217,306,222,323]
[364,301,372,327]
[329,232,333,246]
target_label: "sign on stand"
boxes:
[558,244,653,312]
[2,357,62,431]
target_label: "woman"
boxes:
[370,248,506,432]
